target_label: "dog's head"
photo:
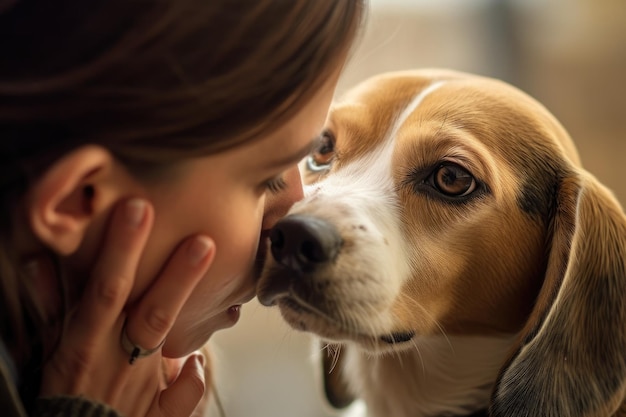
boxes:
[257,69,626,416]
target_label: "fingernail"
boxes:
[188,236,213,266]
[125,199,147,228]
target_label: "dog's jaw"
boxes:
[342,335,518,417]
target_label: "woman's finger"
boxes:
[124,235,214,355]
[75,198,153,341]
[39,199,155,397]
[155,353,206,417]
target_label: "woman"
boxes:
[0,1,366,416]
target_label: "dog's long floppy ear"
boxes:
[491,171,626,417]
[320,342,355,410]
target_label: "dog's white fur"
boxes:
[340,335,517,417]
[258,69,626,417]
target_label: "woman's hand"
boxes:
[38,198,215,417]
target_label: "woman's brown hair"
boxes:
[0,0,366,371]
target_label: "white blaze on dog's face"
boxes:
[257,69,580,353]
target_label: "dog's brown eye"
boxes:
[306,130,335,172]
[433,163,476,197]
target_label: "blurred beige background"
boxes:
[208,1,626,416]
[337,0,626,204]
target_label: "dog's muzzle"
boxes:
[269,214,342,273]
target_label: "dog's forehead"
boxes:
[330,70,578,166]
[328,73,435,162]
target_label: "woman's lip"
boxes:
[206,305,244,332]
[227,305,241,323]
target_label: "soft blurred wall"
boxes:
[208,1,626,416]
[337,0,626,203]
[508,0,626,204]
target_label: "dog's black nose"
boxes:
[270,214,342,272]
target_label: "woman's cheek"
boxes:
[225,205,263,268]
[182,215,260,316]
[213,229,258,285]
[163,202,263,355]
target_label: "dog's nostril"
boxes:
[301,240,325,263]
[270,214,341,271]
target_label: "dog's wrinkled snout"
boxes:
[270,214,342,272]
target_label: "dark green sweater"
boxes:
[0,341,123,417]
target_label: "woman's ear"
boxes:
[27,145,120,255]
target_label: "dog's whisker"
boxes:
[404,296,453,355]
[348,303,382,349]
[320,342,338,374]
[289,293,336,324]
[391,339,406,369]
[409,338,426,375]
[329,344,342,374]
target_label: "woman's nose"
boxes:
[262,166,304,230]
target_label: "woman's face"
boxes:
[116,68,342,356]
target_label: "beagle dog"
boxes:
[256,69,626,417]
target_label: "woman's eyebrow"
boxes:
[268,136,321,166]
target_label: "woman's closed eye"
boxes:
[263,175,288,194]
